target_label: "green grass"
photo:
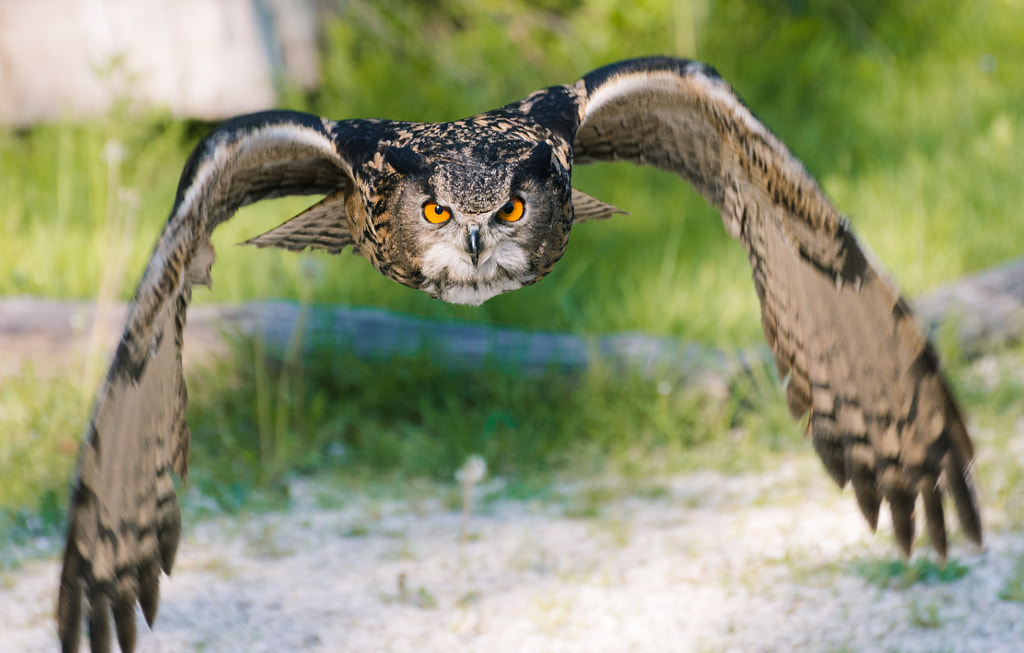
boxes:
[180,339,799,504]
[2,0,1024,537]
[0,370,86,516]
[852,557,971,591]
[998,550,1024,603]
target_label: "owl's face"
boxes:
[357,130,573,305]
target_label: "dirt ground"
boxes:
[5,469,1024,653]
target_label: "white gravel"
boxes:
[4,462,1024,653]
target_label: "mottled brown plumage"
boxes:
[59,57,982,652]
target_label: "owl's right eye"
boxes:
[422,201,452,224]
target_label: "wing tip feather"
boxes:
[87,593,112,653]
[57,537,84,653]
[158,500,183,574]
[889,492,917,558]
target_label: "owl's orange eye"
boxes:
[498,197,525,222]
[423,201,452,224]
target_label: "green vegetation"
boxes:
[4,0,1021,339]
[2,0,1023,552]
[852,557,970,591]
[998,550,1024,603]
[180,338,799,509]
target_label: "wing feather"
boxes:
[570,188,627,223]
[545,56,981,556]
[243,189,356,254]
[58,110,365,652]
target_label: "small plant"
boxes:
[852,557,970,590]
[997,550,1024,602]
[906,595,944,629]
[381,540,415,561]
[340,522,371,538]
[455,454,487,541]
[245,521,295,559]
[563,485,618,519]
[389,572,437,609]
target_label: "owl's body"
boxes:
[58,58,982,652]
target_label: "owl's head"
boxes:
[362,132,573,306]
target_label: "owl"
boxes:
[58,57,982,652]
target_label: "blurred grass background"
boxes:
[2,0,1023,545]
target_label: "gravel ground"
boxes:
[5,464,1024,653]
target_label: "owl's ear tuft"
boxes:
[384,146,430,177]
[523,142,555,176]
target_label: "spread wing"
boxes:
[57,110,373,652]
[534,57,982,557]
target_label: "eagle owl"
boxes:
[58,57,982,652]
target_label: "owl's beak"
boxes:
[466,225,481,266]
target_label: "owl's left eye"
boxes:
[423,201,452,224]
[497,197,525,222]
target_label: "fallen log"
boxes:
[2,257,1023,382]
[915,257,1024,356]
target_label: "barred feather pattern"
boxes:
[58,111,355,652]
[560,57,981,557]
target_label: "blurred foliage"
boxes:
[182,336,799,511]
[3,0,1021,342]
[2,0,1024,528]
[0,369,84,516]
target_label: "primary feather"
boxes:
[59,57,981,652]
